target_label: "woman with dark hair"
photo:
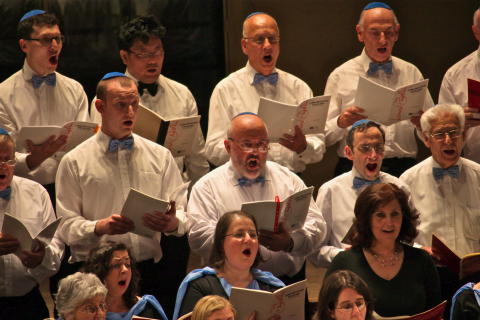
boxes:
[83,242,168,320]
[315,270,373,320]
[326,183,441,317]
[173,211,285,319]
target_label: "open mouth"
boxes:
[247,158,258,169]
[366,163,377,172]
[263,55,272,63]
[0,174,6,180]
[147,67,157,73]
[443,149,455,155]
[118,280,127,286]
[49,55,58,65]
[123,120,133,126]
[382,229,394,234]
[377,48,387,54]
[242,248,252,257]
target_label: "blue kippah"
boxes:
[351,119,374,129]
[0,128,9,135]
[246,12,266,19]
[20,10,46,22]
[233,112,258,119]
[101,72,126,81]
[363,2,392,10]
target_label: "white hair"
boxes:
[420,104,465,134]
[56,272,107,317]
[357,8,399,29]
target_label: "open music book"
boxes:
[373,300,446,320]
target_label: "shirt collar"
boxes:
[22,59,55,81]
[124,69,163,93]
[95,130,136,152]
[430,157,462,172]
[350,166,381,182]
[359,48,394,75]
[227,160,270,186]
[245,61,278,85]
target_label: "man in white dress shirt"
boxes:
[90,15,209,185]
[400,104,480,258]
[189,113,326,285]
[438,8,480,163]
[205,12,325,173]
[0,10,89,203]
[0,129,63,319]
[309,119,410,267]
[324,2,433,177]
[56,73,187,317]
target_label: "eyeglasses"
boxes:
[430,128,461,141]
[228,138,269,153]
[225,230,258,239]
[0,160,16,167]
[243,35,280,45]
[366,28,397,39]
[356,144,384,154]
[79,303,107,314]
[25,35,65,47]
[336,299,367,313]
[128,49,164,60]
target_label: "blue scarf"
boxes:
[450,282,480,319]
[106,295,167,320]
[172,266,285,320]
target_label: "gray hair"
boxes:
[56,272,107,317]
[357,8,399,29]
[420,104,465,134]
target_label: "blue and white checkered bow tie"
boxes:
[238,176,265,186]
[108,136,134,152]
[0,186,11,200]
[352,177,381,190]
[367,61,393,76]
[253,72,278,85]
[432,165,459,180]
[31,73,56,88]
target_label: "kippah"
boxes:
[246,12,265,19]
[363,2,392,10]
[351,119,374,129]
[0,128,9,135]
[233,112,258,119]
[101,72,127,81]
[20,9,46,22]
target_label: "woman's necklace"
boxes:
[368,247,401,267]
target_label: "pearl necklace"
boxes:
[369,249,401,267]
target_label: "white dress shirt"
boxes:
[324,49,434,158]
[90,71,209,185]
[187,160,326,277]
[205,62,326,173]
[309,169,410,267]
[56,131,188,263]
[0,176,64,296]
[400,157,480,257]
[438,47,480,163]
[0,60,89,185]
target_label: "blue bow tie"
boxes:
[432,165,459,180]
[353,177,381,190]
[31,73,56,88]
[108,136,134,152]
[367,61,393,76]
[0,186,12,200]
[253,72,278,85]
[238,176,265,186]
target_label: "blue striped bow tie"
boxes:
[31,73,56,88]
[353,177,381,190]
[432,165,459,180]
[108,136,134,152]
[238,176,265,186]
[0,186,12,200]
[367,61,393,76]
[253,72,278,85]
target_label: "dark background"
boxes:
[1,0,478,187]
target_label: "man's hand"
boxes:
[410,111,424,130]
[19,240,45,268]
[0,232,20,256]
[279,126,307,154]
[464,107,480,131]
[94,214,134,236]
[26,134,68,170]
[143,201,179,233]
[259,222,292,252]
[337,106,366,128]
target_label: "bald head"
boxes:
[358,7,399,28]
[242,13,279,38]
[227,114,268,140]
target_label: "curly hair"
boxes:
[351,183,419,249]
[118,15,166,51]
[209,211,261,269]
[83,241,140,308]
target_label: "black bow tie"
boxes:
[138,81,158,96]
